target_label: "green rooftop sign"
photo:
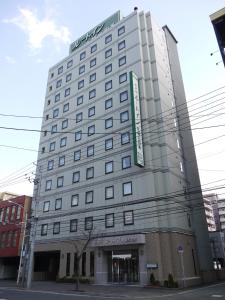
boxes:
[69,11,121,53]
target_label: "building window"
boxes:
[105,213,114,228]
[105,161,113,174]
[123,181,132,196]
[123,211,134,225]
[65,87,70,97]
[50,72,54,78]
[58,155,65,167]
[118,40,126,51]
[43,130,47,137]
[78,80,84,89]
[58,66,63,74]
[43,201,50,212]
[90,251,94,277]
[120,91,128,102]
[47,160,54,171]
[79,65,85,75]
[66,73,72,82]
[55,198,62,210]
[77,95,83,106]
[45,180,52,191]
[42,146,45,153]
[86,167,94,179]
[49,141,56,152]
[105,117,113,129]
[85,217,93,230]
[55,93,60,102]
[105,138,113,150]
[53,222,60,234]
[63,103,69,112]
[87,145,94,157]
[105,64,112,74]
[88,125,95,136]
[75,130,82,141]
[90,58,96,68]
[57,176,64,188]
[89,73,96,83]
[105,98,112,110]
[120,111,129,123]
[71,194,79,207]
[82,252,86,276]
[91,44,97,53]
[105,80,112,91]
[119,56,126,67]
[118,26,125,36]
[66,253,70,276]
[119,73,127,84]
[89,89,96,99]
[74,149,81,161]
[85,191,93,204]
[121,132,130,145]
[73,171,80,183]
[60,137,67,147]
[105,48,112,59]
[62,119,68,129]
[105,186,114,200]
[51,125,57,134]
[80,51,86,60]
[88,106,95,117]
[70,219,78,232]
[41,224,48,236]
[76,112,83,123]
[56,79,62,88]
[122,156,131,169]
[105,34,112,44]
[45,114,49,120]
[67,60,73,68]
[16,207,21,220]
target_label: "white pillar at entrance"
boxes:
[95,248,108,284]
[139,245,148,285]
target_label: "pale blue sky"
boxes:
[0,0,225,196]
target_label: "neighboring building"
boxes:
[0,192,18,201]
[209,231,225,269]
[0,195,31,279]
[203,194,217,231]
[218,198,225,230]
[33,9,213,286]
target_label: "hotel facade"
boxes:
[33,9,213,285]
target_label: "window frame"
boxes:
[43,201,50,212]
[105,34,112,44]
[70,219,78,232]
[57,176,64,188]
[122,155,131,169]
[76,112,83,123]
[55,198,62,210]
[71,194,79,207]
[105,80,112,91]
[45,180,52,191]
[118,26,125,36]
[66,73,72,82]
[47,160,54,171]
[105,117,113,129]
[74,149,81,161]
[80,51,86,60]
[65,87,70,97]
[75,130,82,141]
[90,58,96,68]
[89,89,96,99]
[63,103,69,112]
[87,145,94,157]
[88,106,95,117]
[105,213,114,228]
[89,73,96,83]
[123,211,134,226]
[86,167,94,180]
[105,98,113,110]
[77,95,83,106]
[79,65,85,75]
[85,216,93,230]
[119,72,127,84]
[91,44,97,53]
[78,79,84,90]
[120,110,129,123]
[105,186,114,200]
[123,181,132,196]
[119,55,126,67]
[105,48,112,59]
[121,132,130,145]
[41,224,48,236]
[58,155,65,167]
[105,63,112,74]
[88,125,95,136]
[105,138,113,151]
[72,171,80,183]
[118,40,126,51]
[105,161,113,174]
[85,190,94,204]
[60,137,67,147]
[53,221,60,234]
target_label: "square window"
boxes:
[105,48,112,59]
[120,111,129,123]
[63,103,69,113]
[105,138,113,150]
[89,73,96,83]
[105,80,112,91]
[73,171,80,183]
[57,176,64,188]
[53,222,60,234]
[105,186,114,200]
[85,216,93,230]
[77,95,83,106]
[105,34,112,44]
[55,198,62,210]
[60,137,67,147]
[62,119,68,129]
[78,80,84,89]
[79,65,85,75]
[51,125,57,134]
[119,56,126,67]
[105,161,113,174]
[91,44,97,53]
[122,156,131,169]
[87,145,94,157]
[118,26,125,36]
[58,156,65,167]
[56,79,62,88]
[105,64,112,74]
[105,98,112,110]
[55,93,60,102]
[42,147,45,153]
[121,132,130,145]
[105,117,113,129]
[74,149,81,161]
[53,108,59,118]
[49,141,56,152]
[58,66,63,74]
[75,130,82,141]
[88,106,95,117]
[41,224,48,236]
[51,72,54,78]
[45,180,52,191]
[67,60,73,68]
[71,194,79,207]
[88,125,95,136]
[89,89,96,99]
[47,99,51,105]
[80,51,86,60]
[119,73,127,84]
[86,167,94,179]
[65,87,70,97]
[45,114,49,120]
[123,181,132,196]
[43,201,50,212]
[66,73,72,82]
[47,160,54,171]
[85,191,93,203]
[90,58,96,68]
[120,91,128,102]
[76,112,83,123]
[118,40,126,51]
[70,219,78,232]
[123,211,134,225]
[105,213,114,228]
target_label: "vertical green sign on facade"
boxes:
[130,71,145,167]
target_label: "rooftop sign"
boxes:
[69,11,121,53]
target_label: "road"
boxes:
[0,282,224,300]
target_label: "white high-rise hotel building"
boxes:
[33,9,213,285]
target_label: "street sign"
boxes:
[177,245,184,253]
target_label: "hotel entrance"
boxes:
[107,249,139,283]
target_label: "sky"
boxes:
[0,0,225,197]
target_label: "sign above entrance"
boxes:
[90,234,145,247]
[69,11,121,53]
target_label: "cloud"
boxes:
[5,56,16,64]
[3,8,71,50]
